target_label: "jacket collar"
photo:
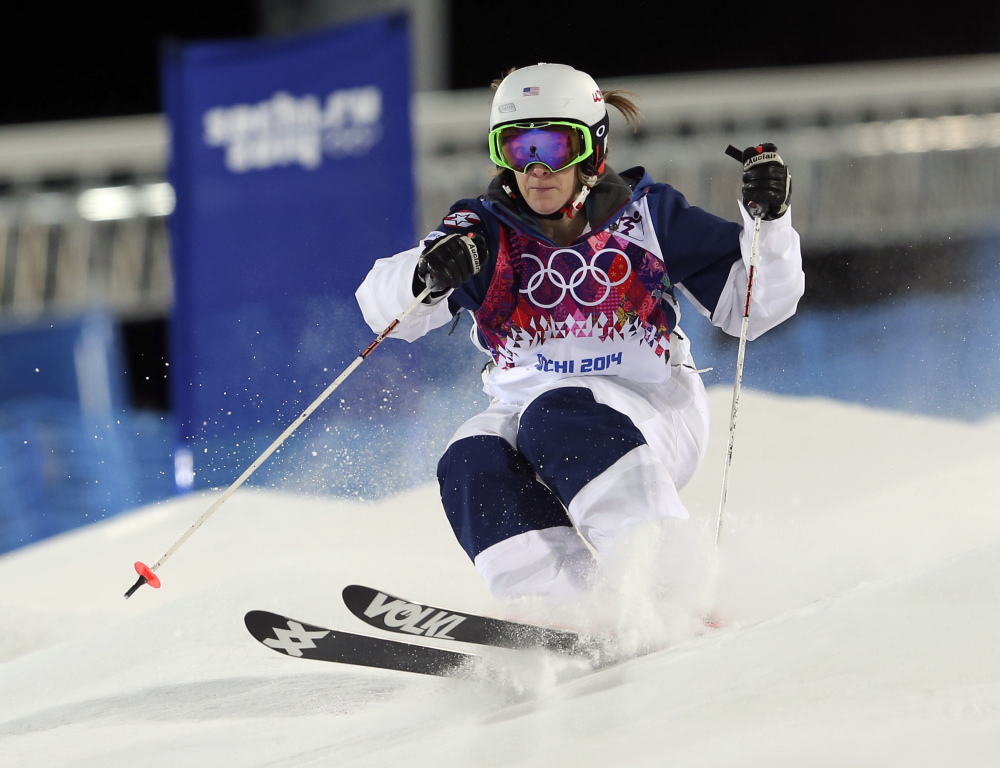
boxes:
[483,166,649,244]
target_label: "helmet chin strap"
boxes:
[502,178,594,221]
[560,182,593,219]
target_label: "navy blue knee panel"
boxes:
[517,387,646,508]
[438,434,573,561]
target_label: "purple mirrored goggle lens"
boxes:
[498,125,583,173]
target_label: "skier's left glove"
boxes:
[413,232,486,300]
[739,142,791,220]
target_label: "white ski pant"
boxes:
[437,366,710,603]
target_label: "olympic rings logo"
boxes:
[520,248,632,309]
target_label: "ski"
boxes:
[244,610,479,677]
[342,584,603,659]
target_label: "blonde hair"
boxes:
[603,89,643,130]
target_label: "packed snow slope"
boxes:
[1,387,999,767]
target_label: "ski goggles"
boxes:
[488,121,593,173]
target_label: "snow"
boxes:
[2,386,1000,767]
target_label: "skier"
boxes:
[356,63,804,604]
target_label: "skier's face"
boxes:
[514,163,579,217]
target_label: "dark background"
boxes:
[5,1,1000,126]
[6,0,1000,414]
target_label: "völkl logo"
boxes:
[363,593,467,639]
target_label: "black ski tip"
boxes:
[244,609,285,638]
[342,584,361,602]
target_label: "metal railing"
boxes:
[0,183,174,320]
[413,54,1000,247]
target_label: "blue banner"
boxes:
[162,14,415,491]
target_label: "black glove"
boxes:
[729,143,792,220]
[413,232,486,298]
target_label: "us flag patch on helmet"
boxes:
[443,211,481,228]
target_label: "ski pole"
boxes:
[124,283,438,598]
[714,206,762,545]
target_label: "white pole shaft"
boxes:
[147,284,436,574]
[714,213,762,544]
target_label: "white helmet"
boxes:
[489,63,610,176]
